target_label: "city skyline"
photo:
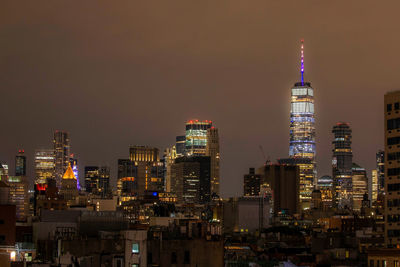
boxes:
[0,1,394,197]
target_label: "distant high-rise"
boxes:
[69,156,80,190]
[376,150,385,195]
[34,149,55,184]
[371,169,378,203]
[60,164,78,203]
[185,120,212,156]
[85,166,100,193]
[243,168,261,196]
[129,146,164,196]
[206,127,220,196]
[98,166,111,198]
[53,130,70,188]
[384,91,400,247]
[117,159,137,196]
[264,164,300,215]
[278,158,313,210]
[171,156,211,204]
[7,175,29,221]
[15,150,26,176]
[352,163,368,211]
[317,175,333,206]
[332,122,353,209]
[288,40,316,210]
[163,146,177,193]
[175,135,186,157]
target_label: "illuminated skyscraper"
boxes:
[7,175,29,221]
[352,163,368,211]
[332,122,353,209]
[34,149,55,184]
[163,146,177,193]
[376,150,385,194]
[129,146,164,196]
[15,150,26,176]
[206,127,220,196]
[185,120,212,156]
[69,156,80,190]
[53,130,70,188]
[288,40,316,210]
[60,163,78,204]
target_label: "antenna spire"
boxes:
[300,39,304,85]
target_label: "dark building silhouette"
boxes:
[243,168,261,196]
[171,156,211,204]
[15,149,26,176]
[264,164,299,215]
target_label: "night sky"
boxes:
[1,1,398,197]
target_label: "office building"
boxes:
[7,175,29,221]
[377,150,385,195]
[288,40,316,210]
[69,156,80,190]
[352,163,368,211]
[185,120,212,156]
[84,165,110,197]
[54,130,70,188]
[263,164,300,215]
[15,150,26,176]
[371,169,379,204]
[206,127,220,196]
[332,122,353,209]
[98,166,111,198]
[117,159,137,196]
[163,146,177,193]
[243,168,261,196]
[0,163,9,181]
[60,164,78,203]
[171,156,211,204]
[129,146,164,196]
[278,158,313,210]
[317,175,333,206]
[85,166,100,193]
[176,135,186,157]
[384,91,400,247]
[34,149,55,184]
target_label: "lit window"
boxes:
[132,243,139,253]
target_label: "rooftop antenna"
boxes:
[301,39,305,85]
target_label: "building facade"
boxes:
[15,150,26,176]
[352,163,368,211]
[54,130,70,188]
[185,120,212,156]
[171,156,211,204]
[206,127,220,196]
[384,91,400,247]
[288,41,316,210]
[7,175,29,221]
[263,164,300,215]
[34,149,55,184]
[332,122,353,209]
[243,168,261,197]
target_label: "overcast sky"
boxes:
[1,0,399,196]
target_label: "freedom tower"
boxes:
[280,40,316,210]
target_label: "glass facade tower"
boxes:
[185,120,212,156]
[288,40,316,209]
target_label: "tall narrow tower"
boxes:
[206,127,220,196]
[332,123,353,209]
[288,40,316,209]
[54,130,70,188]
